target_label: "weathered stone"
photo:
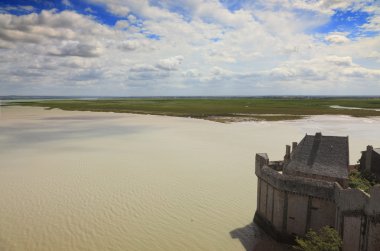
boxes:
[253,133,380,251]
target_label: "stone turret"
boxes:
[254,133,380,251]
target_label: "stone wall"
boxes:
[309,197,336,230]
[254,153,336,240]
[254,153,380,251]
[335,185,380,251]
[286,193,308,236]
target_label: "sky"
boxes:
[0,0,380,96]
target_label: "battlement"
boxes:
[256,153,335,200]
[254,134,380,251]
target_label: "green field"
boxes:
[8,98,380,122]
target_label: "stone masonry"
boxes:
[254,133,380,251]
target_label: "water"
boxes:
[0,106,379,251]
[330,105,380,112]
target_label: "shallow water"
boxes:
[0,106,379,251]
[330,105,380,112]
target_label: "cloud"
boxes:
[182,69,201,78]
[84,7,96,13]
[0,10,110,44]
[87,0,177,20]
[0,5,35,14]
[115,20,129,29]
[62,0,73,7]
[129,64,157,72]
[263,56,380,83]
[253,0,370,16]
[48,41,103,57]
[361,15,380,32]
[128,71,170,80]
[156,55,184,71]
[118,40,140,51]
[0,40,13,49]
[269,67,296,80]
[183,0,252,27]
[208,49,236,63]
[325,56,353,66]
[68,69,104,81]
[1,1,380,95]
[325,34,350,44]
[342,67,380,78]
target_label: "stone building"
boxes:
[360,145,380,179]
[254,133,380,251]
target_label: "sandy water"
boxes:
[0,106,379,251]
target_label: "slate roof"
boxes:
[285,133,349,180]
[374,148,380,155]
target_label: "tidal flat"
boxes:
[0,106,380,251]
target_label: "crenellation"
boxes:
[258,159,335,200]
[253,133,380,251]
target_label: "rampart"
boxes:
[254,153,380,251]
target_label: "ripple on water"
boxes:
[1,106,380,250]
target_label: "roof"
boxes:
[284,133,349,180]
[374,148,380,155]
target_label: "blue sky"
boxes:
[315,9,372,38]
[0,0,380,96]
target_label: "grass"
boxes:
[7,97,380,122]
[349,169,379,193]
[295,226,342,251]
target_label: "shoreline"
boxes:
[4,97,380,122]
[4,104,380,123]
[4,104,380,124]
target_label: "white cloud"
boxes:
[87,0,178,20]
[325,56,353,66]
[0,10,110,44]
[0,5,35,14]
[1,1,380,95]
[208,49,236,63]
[127,14,137,23]
[48,41,103,57]
[263,56,380,83]
[115,20,129,29]
[62,0,72,7]
[182,69,201,78]
[118,40,140,51]
[253,0,372,15]
[156,55,184,71]
[325,34,350,44]
[128,71,170,80]
[129,64,157,72]
[342,67,380,78]
[362,15,380,32]
[84,7,95,13]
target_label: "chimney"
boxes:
[286,145,291,156]
[284,145,291,165]
[365,145,373,172]
[315,132,322,139]
[292,142,298,151]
